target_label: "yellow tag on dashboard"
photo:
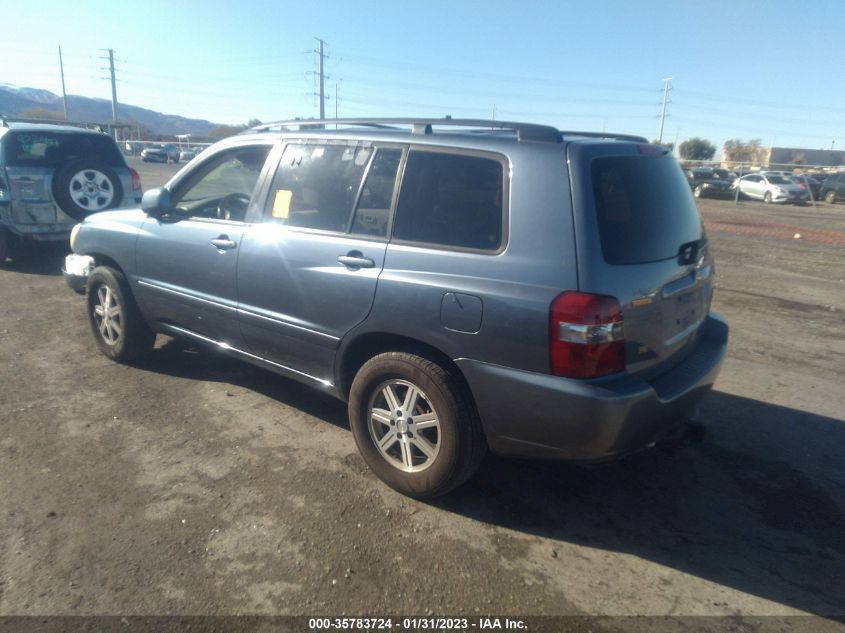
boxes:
[272,189,292,219]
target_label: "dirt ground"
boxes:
[1,158,843,625]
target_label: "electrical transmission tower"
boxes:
[657,77,672,144]
[312,38,329,119]
[99,48,119,132]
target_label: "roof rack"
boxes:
[560,130,649,143]
[245,118,562,143]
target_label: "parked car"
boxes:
[179,147,198,162]
[819,172,845,204]
[62,118,728,498]
[0,122,141,262]
[789,174,822,200]
[733,173,809,204]
[685,167,733,198]
[141,143,180,164]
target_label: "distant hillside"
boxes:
[0,84,221,137]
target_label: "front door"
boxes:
[236,142,404,383]
[134,144,273,345]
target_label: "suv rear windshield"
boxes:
[591,155,703,265]
[4,132,124,168]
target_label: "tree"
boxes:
[209,124,245,139]
[20,107,64,120]
[723,139,764,164]
[246,118,263,128]
[679,138,716,161]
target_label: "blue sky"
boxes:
[1,0,843,153]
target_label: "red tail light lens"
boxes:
[129,167,142,193]
[550,292,625,378]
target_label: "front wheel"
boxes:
[693,185,703,198]
[763,191,773,203]
[825,191,836,204]
[86,266,155,362]
[348,352,486,498]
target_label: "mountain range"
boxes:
[0,84,221,137]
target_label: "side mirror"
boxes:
[141,187,172,217]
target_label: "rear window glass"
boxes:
[5,132,124,168]
[393,151,504,251]
[591,156,703,264]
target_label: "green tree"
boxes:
[679,138,716,161]
[20,107,64,120]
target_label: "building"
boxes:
[722,144,845,171]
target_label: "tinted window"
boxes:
[5,132,124,167]
[350,148,402,238]
[393,151,504,251]
[266,144,371,232]
[591,156,703,265]
[767,175,789,184]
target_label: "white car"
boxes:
[734,173,809,204]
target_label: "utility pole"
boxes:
[314,37,328,119]
[58,45,68,120]
[658,77,672,144]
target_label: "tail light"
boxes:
[550,291,625,378]
[129,167,142,194]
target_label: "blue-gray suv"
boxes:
[63,118,728,498]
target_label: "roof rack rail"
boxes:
[244,118,562,143]
[560,130,650,143]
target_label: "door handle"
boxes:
[337,252,375,269]
[210,236,237,251]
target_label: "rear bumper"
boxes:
[457,313,728,461]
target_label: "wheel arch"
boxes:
[336,332,473,404]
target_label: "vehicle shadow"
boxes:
[436,391,845,616]
[131,340,845,616]
[1,242,68,276]
[135,338,349,430]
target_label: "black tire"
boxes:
[86,266,155,363]
[763,191,772,203]
[0,228,8,264]
[348,352,486,498]
[825,190,836,204]
[52,159,124,221]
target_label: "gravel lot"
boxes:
[1,157,843,625]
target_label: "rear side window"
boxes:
[393,151,504,251]
[266,144,371,232]
[591,156,703,264]
[5,132,124,167]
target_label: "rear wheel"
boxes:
[86,266,155,362]
[825,190,836,204]
[348,352,486,498]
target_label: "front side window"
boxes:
[172,145,271,221]
[265,143,372,232]
[393,151,504,251]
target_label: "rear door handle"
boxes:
[210,235,237,251]
[337,252,375,269]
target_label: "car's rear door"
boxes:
[235,141,403,383]
[134,143,274,345]
[568,142,714,380]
